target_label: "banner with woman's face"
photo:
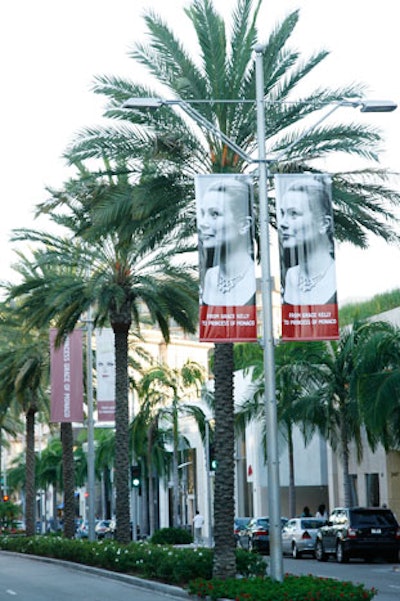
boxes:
[195,174,257,342]
[275,173,339,341]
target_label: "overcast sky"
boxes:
[1,0,399,304]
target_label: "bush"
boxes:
[149,526,192,545]
[188,575,377,601]
[0,535,377,600]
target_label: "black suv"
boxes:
[315,507,400,563]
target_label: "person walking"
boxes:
[193,510,204,545]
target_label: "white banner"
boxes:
[95,328,116,422]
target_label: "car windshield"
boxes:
[235,518,250,528]
[351,510,397,527]
[301,519,325,529]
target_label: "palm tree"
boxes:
[36,436,63,531]
[131,399,171,537]
[234,340,328,517]
[137,360,206,529]
[56,0,400,575]
[297,319,400,506]
[0,302,49,536]
[352,320,400,452]
[7,169,199,544]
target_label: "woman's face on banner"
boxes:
[278,189,319,249]
[98,353,115,379]
[198,190,240,250]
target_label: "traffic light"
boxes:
[209,442,217,471]
[3,494,9,502]
[131,465,141,494]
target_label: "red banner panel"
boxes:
[195,174,257,342]
[275,173,339,341]
[281,303,339,341]
[50,329,84,423]
[199,304,257,342]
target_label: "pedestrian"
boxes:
[193,510,204,545]
[315,503,328,519]
[301,506,312,517]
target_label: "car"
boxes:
[234,517,251,545]
[238,516,288,554]
[315,506,400,563]
[75,520,89,539]
[281,517,327,559]
[95,519,113,539]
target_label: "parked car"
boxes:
[282,517,326,558]
[234,517,251,545]
[95,519,113,540]
[238,516,288,553]
[315,506,400,563]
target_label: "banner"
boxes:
[195,174,257,342]
[275,173,339,341]
[50,329,84,422]
[95,328,116,422]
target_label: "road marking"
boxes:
[388,585,400,590]
[6,590,17,596]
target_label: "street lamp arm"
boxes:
[123,97,396,169]
[123,96,253,163]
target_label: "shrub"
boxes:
[149,526,192,545]
[0,535,377,600]
[188,575,377,601]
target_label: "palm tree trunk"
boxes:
[25,407,36,537]
[113,321,131,544]
[147,422,156,537]
[287,423,296,518]
[61,422,76,538]
[172,401,179,527]
[213,343,236,579]
[340,412,352,506]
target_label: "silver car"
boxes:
[282,517,326,559]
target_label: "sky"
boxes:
[1,0,399,305]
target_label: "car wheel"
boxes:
[315,539,328,562]
[292,543,300,559]
[336,541,349,563]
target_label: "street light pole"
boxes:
[122,54,396,582]
[254,43,283,581]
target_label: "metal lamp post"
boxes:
[123,45,396,581]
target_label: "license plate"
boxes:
[371,528,381,534]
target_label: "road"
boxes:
[0,552,190,601]
[0,550,399,600]
[282,555,400,601]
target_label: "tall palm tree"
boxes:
[63,0,400,576]
[7,170,199,544]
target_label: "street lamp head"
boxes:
[342,99,397,113]
[358,99,397,113]
[122,97,164,109]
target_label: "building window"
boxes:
[349,474,358,505]
[365,473,380,507]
